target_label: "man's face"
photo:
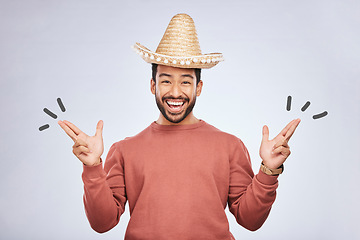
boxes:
[151,65,203,124]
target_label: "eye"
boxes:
[182,81,192,85]
[161,80,171,84]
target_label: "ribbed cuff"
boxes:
[82,162,106,179]
[256,169,279,185]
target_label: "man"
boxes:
[58,14,300,240]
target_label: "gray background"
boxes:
[1,0,359,239]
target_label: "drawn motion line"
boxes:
[301,101,311,112]
[39,97,66,131]
[39,124,50,131]
[43,108,58,119]
[57,98,66,112]
[313,111,328,119]
[286,96,292,111]
[286,96,328,120]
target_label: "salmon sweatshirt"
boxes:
[82,120,279,240]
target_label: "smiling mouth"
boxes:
[165,100,186,113]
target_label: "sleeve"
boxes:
[81,142,127,233]
[227,138,278,231]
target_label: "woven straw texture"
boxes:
[133,13,223,69]
[156,14,202,57]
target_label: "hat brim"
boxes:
[132,43,224,69]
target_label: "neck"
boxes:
[156,112,200,125]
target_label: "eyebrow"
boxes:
[158,73,172,78]
[181,74,194,79]
[158,73,194,79]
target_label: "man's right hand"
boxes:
[58,120,104,166]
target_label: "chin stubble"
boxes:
[155,94,196,124]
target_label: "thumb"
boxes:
[262,125,269,142]
[95,120,103,137]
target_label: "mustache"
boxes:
[162,96,189,102]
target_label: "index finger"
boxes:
[63,120,82,135]
[58,120,78,142]
[284,119,301,141]
[277,119,297,138]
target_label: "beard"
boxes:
[155,93,197,124]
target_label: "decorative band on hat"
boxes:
[132,43,224,66]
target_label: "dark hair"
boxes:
[152,63,201,85]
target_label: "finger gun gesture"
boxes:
[260,119,301,169]
[58,120,104,166]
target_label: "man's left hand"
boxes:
[259,119,301,169]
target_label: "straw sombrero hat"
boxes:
[132,13,224,69]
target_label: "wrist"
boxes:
[83,158,102,167]
[260,162,284,176]
[92,158,102,166]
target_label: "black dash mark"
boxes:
[286,96,328,120]
[39,98,67,131]
[43,108,58,119]
[301,101,311,112]
[57,98,66,112]
[286,96,292,111]
[313,111,328,119]
[39,124,50,131]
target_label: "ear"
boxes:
[196,80,203,97]
[150,78,156,95]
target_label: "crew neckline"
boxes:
[150,120,206,131]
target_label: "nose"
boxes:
[169,83,182,98]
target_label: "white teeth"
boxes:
[167,101,183,106]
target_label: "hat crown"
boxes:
[155,13,202,57]
[132,13,224,69]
